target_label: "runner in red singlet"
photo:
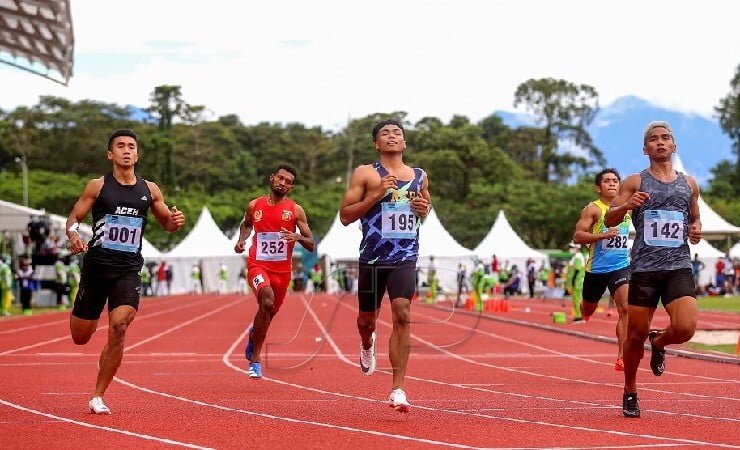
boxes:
[234,164,315,379]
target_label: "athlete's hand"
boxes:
[411,195,430,218]
[68,233,87,254]
[625,191,650,209]
[234,240,246,254]
[601,227,620,240]
[689,222,702,245]
[169,206,185,230]
[280,227,302,243]
[373,175,397,201]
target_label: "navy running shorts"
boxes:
[628,268,695,308]
[357,261,417,312]
[72,263,141,320]
[583,267,630,303]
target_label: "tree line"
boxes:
[1,70,738,252]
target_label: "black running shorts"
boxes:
[357,261,417,312]
[628,268,695,308]
[583,267,630,303]
[72,263,141,320]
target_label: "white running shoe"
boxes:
[389,388,410,413]
[359,332,376,376]
[89,396,111,415]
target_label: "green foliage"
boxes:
[1,81,737,256]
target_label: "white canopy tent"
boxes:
[673,155,740,241]
[160,206,244,294]
[317,212,363,262]
[473,210,548,294]
[731,241,740,259]
[418,208,475,292]
[689,239,726,287]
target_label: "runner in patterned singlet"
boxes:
[234,164,315,379]
[65,129,186,415]
[339,119,432,413]
[605,121,702,418]
[573,168,631,371]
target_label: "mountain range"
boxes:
[496,96,734,185]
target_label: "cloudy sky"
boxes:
[1,0,738,130]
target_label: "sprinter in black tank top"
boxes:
[605,121,702,419]
[65,129,186,415]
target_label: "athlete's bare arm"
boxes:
[605,174,647,227]
[573,203,618,245]
[147,181,185,233]
[281,205,315,252]
[234,199,256,254]
[410,171,432,218]
[339,165,395,226]
[66,177,104,254]
[687,175,702,244]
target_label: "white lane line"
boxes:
[0,399,213,449]
[0,296,220,356]
[291,295,739,447]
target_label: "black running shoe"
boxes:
[622,392,640,418]
[648,330,666,376]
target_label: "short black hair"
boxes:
[372,119,405,142]
[595,168,620,185]
[273,164,298,184]
[108,129,138,151]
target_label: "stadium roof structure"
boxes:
[0,0,74,85]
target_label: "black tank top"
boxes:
[84,173,152,272]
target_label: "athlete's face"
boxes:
[374,125,406,153]
[107,136,139,167]
[596,173,620,199]
[269,169,295,197]
[643,127,675,162]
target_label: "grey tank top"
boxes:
[631,169,692,272]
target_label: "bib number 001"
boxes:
[101,214,143,253]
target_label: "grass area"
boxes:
[0,305,68,318]
[685,342,738,355]
[697,295,740,313]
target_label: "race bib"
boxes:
[601,234,629,252]
[381,202,417,239]
[643,210,684,247]
[256,232,288,261]
[101,214,143,253]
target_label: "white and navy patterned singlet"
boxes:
[359,163,425,265]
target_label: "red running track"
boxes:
[0,292,738,449]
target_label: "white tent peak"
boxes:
[166,206,234,257]
[317,212,362,261]
[473,210,547,261]
[419,208,472,257]
[672,155,740,238]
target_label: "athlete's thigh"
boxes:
[71,265,109,321]
[268,271,292,312]
[583,272,608,303]
[107,272,141,313]
[628,271,662,308]
[662,268,695,306]
[357,263,389,312]
[386,262,416,301]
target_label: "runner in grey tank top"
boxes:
[604,121,702,419]
[630,169,693,272]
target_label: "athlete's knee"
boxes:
[391,303,411,328]
[670,321,696,343]
[357,312,376,331]
[71,331,93,345]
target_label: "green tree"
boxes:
[714,62,740,197]
[513,78,604,183]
